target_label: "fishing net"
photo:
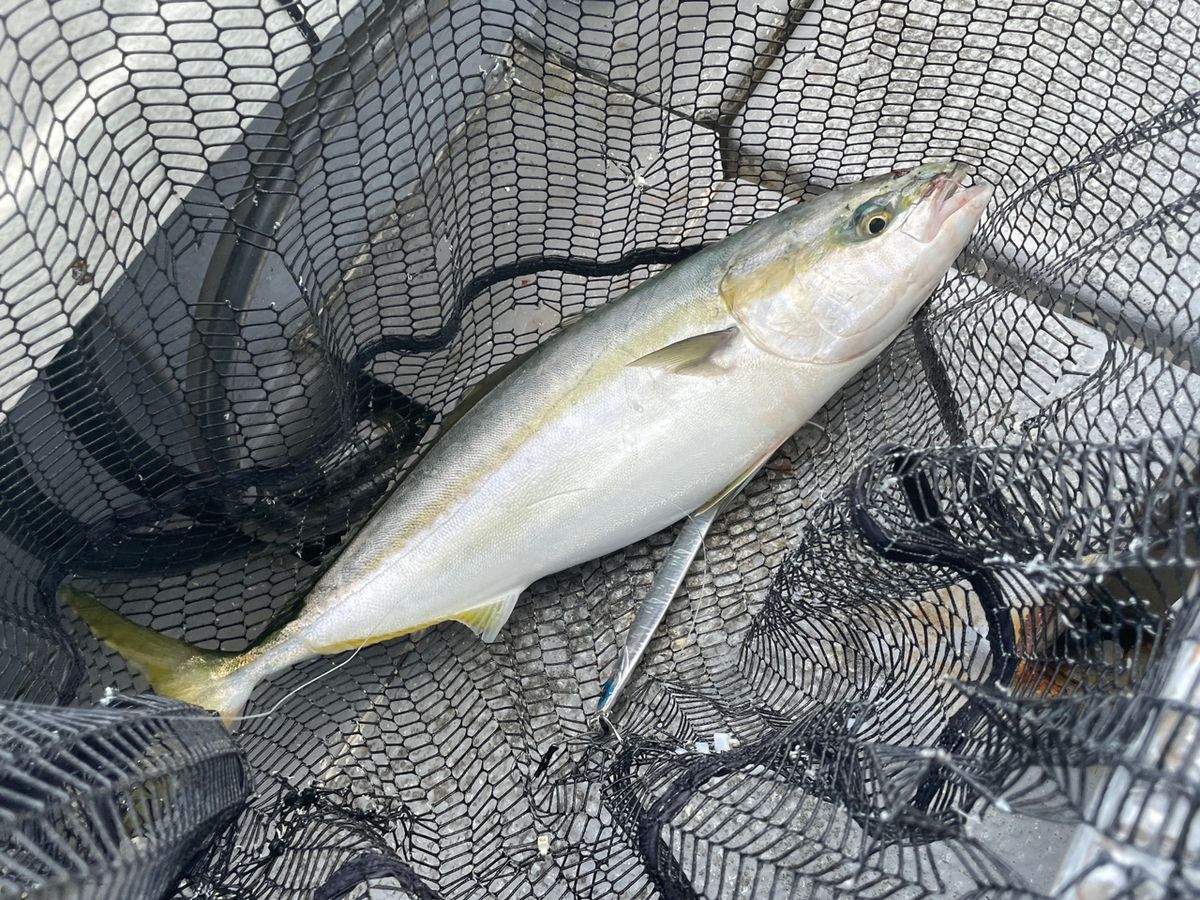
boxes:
[1,0,1199,897]
[0,696,249,897]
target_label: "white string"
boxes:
[98,478,734,728]
[221,626,384,727]
[103,617,392,729]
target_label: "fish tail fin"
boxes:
[60,584,255,727]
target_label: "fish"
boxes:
[62,161,993,726]
[596,466,758,716]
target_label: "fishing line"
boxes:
[100,616,395,729]
[221,625,388,727]
[94,480,709,728]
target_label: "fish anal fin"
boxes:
[453,591,522,643]
[628,327,738,376]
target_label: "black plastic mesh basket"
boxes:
[1,0,1199,897]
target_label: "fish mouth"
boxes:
[921,164,994,241]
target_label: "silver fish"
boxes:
[596,464,760,716]
[63,161,993,725]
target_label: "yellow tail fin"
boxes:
[60,584,254,727]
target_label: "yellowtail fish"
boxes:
[63,161,993,725]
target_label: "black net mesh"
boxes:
[1,0,1199,897]
[0,695,249,897]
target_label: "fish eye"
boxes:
[855,207,892,238]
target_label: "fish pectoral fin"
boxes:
[453,591,522,643]
[627,327,739,376]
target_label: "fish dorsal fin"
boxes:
[439,351,533,436]
[558,310,586,330]
[453,591,522,643]
[627,327,739,376]
[441,309,591,435]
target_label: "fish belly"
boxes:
[292,338,858,654]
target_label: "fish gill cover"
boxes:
[0,0,1198,898]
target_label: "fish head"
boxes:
[720,161,993,365]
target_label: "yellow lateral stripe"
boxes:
[313,624,432,654]
[374,296,727,563]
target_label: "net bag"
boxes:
[1,0,1199,897]
[0,696,249,897]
